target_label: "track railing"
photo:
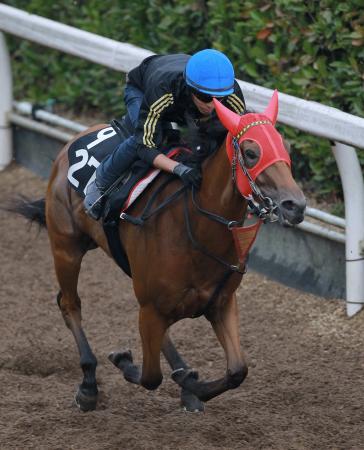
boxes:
[1,4,364,316]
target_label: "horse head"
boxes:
[213,90,306,225]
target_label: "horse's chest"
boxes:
[167,285,227,320]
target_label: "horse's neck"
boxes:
[199,139,247,219]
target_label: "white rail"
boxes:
[0,4,363,315]
[305,207,345,229]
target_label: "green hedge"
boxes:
[4,0,364,203]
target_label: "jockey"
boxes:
[84,48,246,220]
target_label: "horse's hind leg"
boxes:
[50,234,98,411]
[162,334,204,412]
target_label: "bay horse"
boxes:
[13,91,305,412]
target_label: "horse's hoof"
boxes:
[108,350,140,385]
[123,363,141,384]
[75,386,98,412]
[108,350,133,368]
[171,368,199,386]
[181,388,204,413]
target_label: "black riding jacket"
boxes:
[127,53,246,164]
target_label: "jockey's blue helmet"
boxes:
[185,49,235,96]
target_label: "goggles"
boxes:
[191,89,226,104]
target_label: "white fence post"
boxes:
[0,32,12,170]
[332,143,364,316]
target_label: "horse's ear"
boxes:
[264,89,279,125]
[213,98,241,135]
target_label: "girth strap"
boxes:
[103,219,131,277]
[104,176,186,273]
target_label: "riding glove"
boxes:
[173,163,202,188]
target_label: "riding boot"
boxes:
[84,179,106,220]
[84,134,140,220]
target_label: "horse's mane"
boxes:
[168,113,228,169]
[178,109,252,168]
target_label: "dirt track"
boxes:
[0,163,363,450]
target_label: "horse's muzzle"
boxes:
[278,197,306,225]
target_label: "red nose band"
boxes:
[213,90,291,197]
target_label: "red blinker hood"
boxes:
[213,90,291,197]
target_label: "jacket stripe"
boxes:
[144,94,171,147]
[143,94,172,146]
[143,94,174,147]
[227,94,246,114]
[146,97,174,147]
[231,94,246,111]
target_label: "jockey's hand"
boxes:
[173,163,202,188]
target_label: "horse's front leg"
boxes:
[109,304,168,390]
[172,293,248,402]
[162,333,204,412]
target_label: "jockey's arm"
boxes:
[152,154,179,172]
[134,83,176,165]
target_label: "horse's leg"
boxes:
[171,293,248,402]
[51,236,98,411]
[162,333,204,412]
[109,305,168,390]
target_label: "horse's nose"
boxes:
[280,198,306,224]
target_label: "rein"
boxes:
[185,189,246,274]
[120,175,186,225]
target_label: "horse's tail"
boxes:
[3,196,47,228]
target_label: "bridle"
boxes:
[231,137,279,223]
[213,90,290,223]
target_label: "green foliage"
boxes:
[3,0,364,199]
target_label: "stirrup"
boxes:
[84,180,106,220]
[86,197,105,221]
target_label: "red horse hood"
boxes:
[214,90,291,197]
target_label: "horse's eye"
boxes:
[245,149,257,160]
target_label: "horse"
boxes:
[12,90,306,413]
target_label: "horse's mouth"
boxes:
[277,207,305,226]
[251,191,306,226]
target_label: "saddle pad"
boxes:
[67,125,121,198]
[120,147,184,213]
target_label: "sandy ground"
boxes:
[0,163,363,450]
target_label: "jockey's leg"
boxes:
[84,83,143,220]
[84,135,138,219]
[95,135,139,187]
[123,83,143,129]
